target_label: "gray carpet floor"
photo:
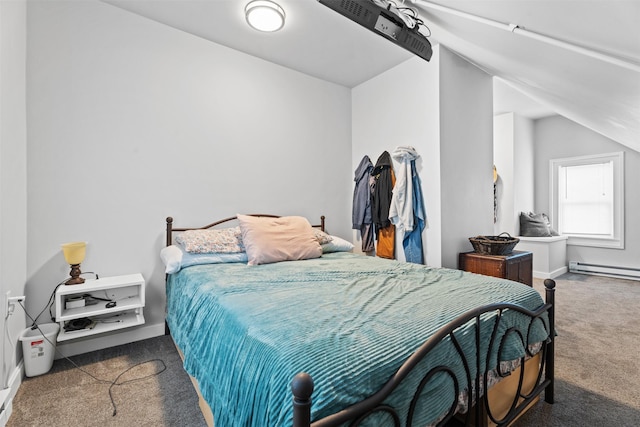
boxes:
[515,273,640,427]
[7,273,640,426]
[7,334,207,427]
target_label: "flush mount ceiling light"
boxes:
[245,0,285,32]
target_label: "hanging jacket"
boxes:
[371,151,395,259]
[352,156,373,230]
[352,156,375,252]
[403,159,427,264]
[371,151,394,230]
[389,146,420,233]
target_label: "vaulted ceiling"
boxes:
[103,0,640,152]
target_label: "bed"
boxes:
[163,214,555,427]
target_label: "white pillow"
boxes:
[182,251,248,269]
[237,214,322,266]
[161,245,183,274]
[321,235,354,253]
[160,245,248,274]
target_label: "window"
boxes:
[550,152,624,248]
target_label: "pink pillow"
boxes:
[237,215,322,266]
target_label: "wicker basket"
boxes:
[469,232,519,255]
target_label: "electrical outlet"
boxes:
[6,295,25,316]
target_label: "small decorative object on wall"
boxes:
[493,165,498,224]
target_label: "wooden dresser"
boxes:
[458,251,533,286]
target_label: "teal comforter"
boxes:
[166,252,547,426]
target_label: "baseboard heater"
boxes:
[569,261,640,281]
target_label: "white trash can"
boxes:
[19,323,59,377]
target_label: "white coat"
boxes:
[389,146,420,232]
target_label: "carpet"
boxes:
[7,335,206,427]
[515,273,640,426]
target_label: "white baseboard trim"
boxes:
[0,360,24,427]
[55,323,166,358]
[532,266,568,280]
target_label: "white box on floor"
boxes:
[517,235,568,279]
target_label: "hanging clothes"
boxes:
[402,159,427,264]
[390,146,427,264]
[352,156,375,252]
[371,151,395,259]
[367,172,376,251]
[389,146,419,233]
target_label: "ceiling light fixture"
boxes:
[245,0,285,32]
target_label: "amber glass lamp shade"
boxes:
[61,242,86,285]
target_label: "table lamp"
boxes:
[61,242,87,285]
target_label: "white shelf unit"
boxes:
[55,273,145,342]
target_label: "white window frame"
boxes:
[550,152,624,249]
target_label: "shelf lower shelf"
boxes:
[57,296,143,322]
[56,311,145,342]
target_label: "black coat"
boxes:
[371,151,394,229]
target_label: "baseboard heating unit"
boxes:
[569,261,640,281]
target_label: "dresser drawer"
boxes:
[458,251,533,286]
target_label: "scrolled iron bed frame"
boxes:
[291,284,555,427]
[165,215,555,427]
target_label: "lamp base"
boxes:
[65,264,85,285]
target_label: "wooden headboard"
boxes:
[165,215,326,247]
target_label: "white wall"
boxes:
[439,48,494,268]
[493,113,515,234]
[26,0,352,355]
[493,112,534,235]
[353,46,494,269]
[534,115,640,269]
[513,114,535,225]
[0,0,28,400]
[352,54,441,266]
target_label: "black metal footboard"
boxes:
[292,279,556,427]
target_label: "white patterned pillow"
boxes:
[175,227,245,254]
[312,228,333,245]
